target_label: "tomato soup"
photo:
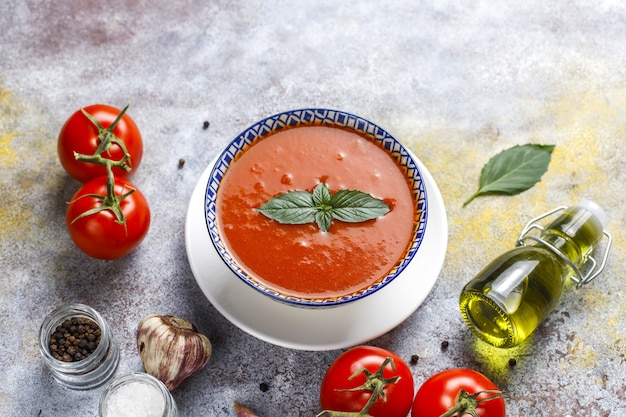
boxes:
[215,126,416,299]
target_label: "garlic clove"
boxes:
[137,314,212,391]
[234,402,261,417]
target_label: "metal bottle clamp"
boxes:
[515,206,613,289]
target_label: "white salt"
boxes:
[105,380,166,417]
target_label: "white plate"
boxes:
[185,154,447,351]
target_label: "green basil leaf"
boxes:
[257,191,317,224]
[464,144,555,206]
[312,182,332,206]
[315,210,333,232]
[257,183,390,231]
[330,190,390,223]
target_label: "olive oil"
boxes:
[459,201,610,348]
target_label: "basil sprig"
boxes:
[256,183,390,232]
[463,144,555,206]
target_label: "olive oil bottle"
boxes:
[459,200,612,348]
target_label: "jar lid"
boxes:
[576,199,608,229]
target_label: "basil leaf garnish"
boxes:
[330,189,391,223]
[256,183,390,232]
[463,144,555,206]
[256,190,317,224]
[312,181,332,206]
[315,210,333,232]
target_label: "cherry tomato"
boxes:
[66,176,150,260]
[411,368,505,417]
[58,104,143,182]
[319,346,414,417]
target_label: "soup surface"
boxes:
[216,125,416,299]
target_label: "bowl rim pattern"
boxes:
[205,108,428,307]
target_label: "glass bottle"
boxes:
[99,372,179,417]
[459,200,612,348]
[39,303,120,389]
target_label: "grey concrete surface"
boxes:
[1,1,625,416]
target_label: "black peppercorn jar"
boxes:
[39,303,120,390]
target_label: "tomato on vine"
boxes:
[66,176,150,260]
[58,104,143,182]
[318,346,414,417]
[411,368,505,417]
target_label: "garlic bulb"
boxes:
[137,314,212,391]
[234,402,261,417]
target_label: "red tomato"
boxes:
[58,104,143,182]
[66,176,150,260]
[411,369,505,417]
[319,346,414,417]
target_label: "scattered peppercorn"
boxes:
[441,340,449,350]
[178,158,185,168]
[410,354,419,365]
[259,382,269,392]
[203,120,210,130]
[48,317,101,362]
[508,358,517,367]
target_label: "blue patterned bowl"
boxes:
[205,109,428,308]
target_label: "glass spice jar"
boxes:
[99,372,179,417]
[39,303,120,390]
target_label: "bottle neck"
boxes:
[539,206,604,268]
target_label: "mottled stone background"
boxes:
[1,1,624,416]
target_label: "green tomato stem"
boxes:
[317,357,401,417]
[438,389,504,417]
[69,104,136,230]
[82,103,132,163]
[73,150,131,173]
[69,166,134,234]
[73,103,133,173]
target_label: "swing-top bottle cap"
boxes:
[575,199,608,230]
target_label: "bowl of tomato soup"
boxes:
[205,109,427,307]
